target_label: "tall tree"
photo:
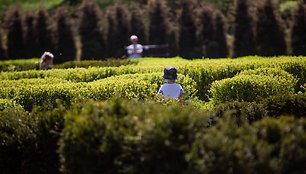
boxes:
[198,6,215,58]
[213,11,228,58]
[54,7,76,63]
[148,0,170,44]
[177,0,199,58]
[4,6,25,59]
[107,3,130,58]
[256,0,287,56]
[291,3,306,56]
[78,0,105,60]
[233,0,256,57]
[36,7,56,55]
[24,12,39,58]
[105,13,117,57]
[130,3,147,45]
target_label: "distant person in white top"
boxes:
[39,51,54,70]
[127,35,143,58]
[158,66,184,99]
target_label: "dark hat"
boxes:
[163,66,178,80]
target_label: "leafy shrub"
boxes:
[0,104,66,174]
[54,59,137,69]
[59,98,211,174]
[211,101,267,124]
[0,107,34,174]
[262,93,306,117]
[209,73,295,103]
[0,59,137,72]
[239,67,297,83]
[188,116,306,173]
[0,98,23,111]
[1,57,306,101]
[0,83,82,111]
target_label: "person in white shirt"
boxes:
[158,66,184,99]
[127,35,143,58]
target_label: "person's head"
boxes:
[41,52,54,65]
[130,35,138,44]
[163,66,178,82]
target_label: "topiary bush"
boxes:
[54,59,137,69]
[0,107,35,174]
[0,103,66,174]
[188,116,306,174]
[0,98,23,111]
[211,101,267,124]
[59,98,211,174]
[238,67,297,83]
[209,73,295,103]
[262,93,306,117]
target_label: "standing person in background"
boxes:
[158,66,184,99]
[39,51,54,70]
[127,35,143,58]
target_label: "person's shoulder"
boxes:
[127,45,133,49]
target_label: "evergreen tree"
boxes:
[105,13,117,57]
[54,7,76,63]
[78,0,105,60]
[4,6,25,59]
[256,0,287,56]
[291,3,306,56]
[233,0,256,57]
[108,3,130,58]
[148,0,170,44]
[0,30,7,60]
[198,6,215,58]
[36,7,56,55]
[130,3,147,44]
[213,11,228,58]
[177,0,199,58]
[24,12,39,58]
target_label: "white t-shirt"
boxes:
[158,83,184,99]
[127,44,143,58]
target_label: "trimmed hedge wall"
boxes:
[1,95,306,173]
[209,68,297,103]
[0,73,197,111]
[1,57,305,100]
[0,59,137,72]
[188,116,306,174]
[59,98,212,174]
[0,104,65,174]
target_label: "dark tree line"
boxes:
[0,0,306,61]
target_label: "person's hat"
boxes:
[130,35,138,40]
[163,66,178,80]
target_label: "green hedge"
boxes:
[1,57,306,100]
[59,98,211,174]
[0,73,197,111]
[188,116,306,174]
[1,96,306,173]
[239,68,297,83]
[0,59,39,72]
[0,59,137,72]
[262,93,306,117]
[54,59,137,69]
[210,101,267,123]
[0,98,23,111]
[0,104,65,174]
[209,73,295,103]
